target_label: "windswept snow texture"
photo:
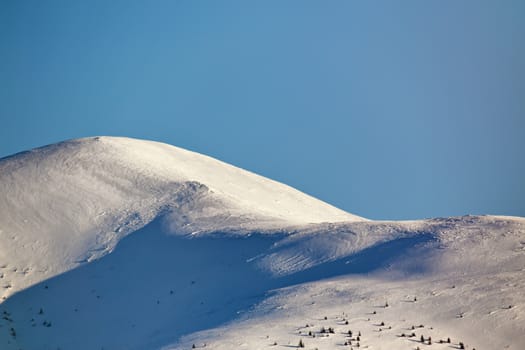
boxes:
[0,137,524,350]
[0,136,362,298]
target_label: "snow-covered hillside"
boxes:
[0,136,363,299]
[0,137,523,350]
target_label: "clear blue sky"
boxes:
[1,1,524,220]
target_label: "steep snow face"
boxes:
[0,137,363,298]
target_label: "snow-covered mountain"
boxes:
[0,137,362,298]
[0,137,523,350]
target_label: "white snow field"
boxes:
[0,137,523,350]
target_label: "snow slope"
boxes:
[0,137,524,350]
[169,216,525,350]
[0,136,363,299]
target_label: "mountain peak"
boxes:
[0,138,523,350]
[0,136,363,297]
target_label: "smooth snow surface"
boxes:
[0,137,524,350]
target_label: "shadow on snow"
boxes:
[0,218,436,350]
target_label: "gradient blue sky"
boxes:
[1,1,524,220]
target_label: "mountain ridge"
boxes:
[0,137,523,350]
[0,136,364,299]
